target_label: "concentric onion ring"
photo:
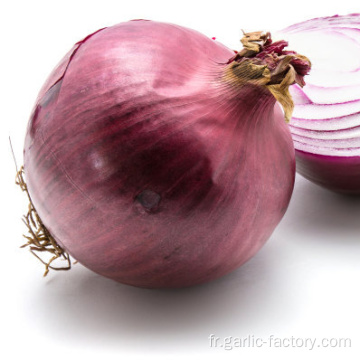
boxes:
[278,14,360,193]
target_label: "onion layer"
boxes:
[279,14,360,193]
[23,20,309,287]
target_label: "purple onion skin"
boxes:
[296,151,360,194]
[24,21,295,288]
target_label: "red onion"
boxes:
[23,20,310,287]
[279,14,360,193]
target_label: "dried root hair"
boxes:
[16,166,72,276]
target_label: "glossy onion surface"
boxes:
[24,21,295,287]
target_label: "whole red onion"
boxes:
[23,20,310,287]
[279,14,360,193]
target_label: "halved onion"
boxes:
[279,14,360,193]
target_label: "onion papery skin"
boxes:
[24,20,296,288]
[279,14,360,194]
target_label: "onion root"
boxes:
[16,166,72,276]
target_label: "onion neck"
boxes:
[223,31,311,123]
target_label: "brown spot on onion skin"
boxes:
[136,190,161,212]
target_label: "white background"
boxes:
[1,1,360,359]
